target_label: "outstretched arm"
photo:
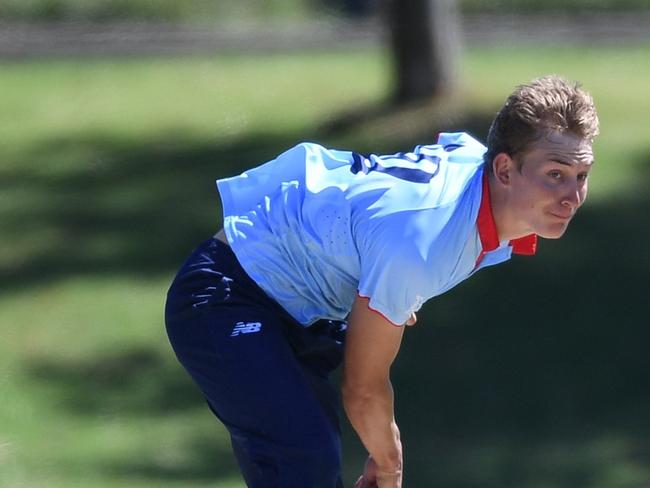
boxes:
[343,295,406,488]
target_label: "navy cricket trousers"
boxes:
[165,237,347,488]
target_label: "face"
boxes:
[502,131,594,239]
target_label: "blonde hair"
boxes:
[484,75,599,172]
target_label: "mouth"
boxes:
[549,212,572,222]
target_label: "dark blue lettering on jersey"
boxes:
[350,152,440,184]
[444,144,463,152]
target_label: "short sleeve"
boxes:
[357,241,431,326]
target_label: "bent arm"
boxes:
[342,295,405,480]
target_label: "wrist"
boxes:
[371,447,402,475]
[373,458,403,488]
[374,423,402,469]
[376,467,402,477]
[375,462,402,476]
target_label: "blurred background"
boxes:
[0,1,648,487]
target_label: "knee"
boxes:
[292,434,342,487]
[235,433,342,488]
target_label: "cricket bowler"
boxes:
[165,75,599,487]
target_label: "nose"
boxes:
[561,182,584,209]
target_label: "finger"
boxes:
[355,475,379,488]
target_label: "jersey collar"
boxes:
[477,172,537,257]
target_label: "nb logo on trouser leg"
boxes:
[230,322,263,337]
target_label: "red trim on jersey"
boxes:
[476,173,537,266]
[356,293,404,327]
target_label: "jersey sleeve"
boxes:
[216,143,311,217]
[357,241,430,326]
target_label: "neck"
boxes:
[487,173,526,242]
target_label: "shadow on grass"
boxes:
[27,346,204,415]
[339,196,650,486]
[26,347,244,482]
[385,160,650,486]
[0,130,300,291]
[16,106,650,486]
[0,100,495,291]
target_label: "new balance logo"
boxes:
[230,321,262,337]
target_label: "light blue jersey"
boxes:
[217,133,536,326]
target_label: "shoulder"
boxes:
[436,132,487,157]
[278,142,353,171]
[288,141,350,158]
[423,132,485,206]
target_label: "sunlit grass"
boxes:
[0,276,244,487]
[1,44,648,487]
[0,52,390,165]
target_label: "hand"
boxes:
[353,456,402,488]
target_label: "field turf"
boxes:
[1,44,648,487]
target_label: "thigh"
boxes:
[168,302,342,487]
[165,240,342,487]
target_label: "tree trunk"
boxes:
[385,0,461,103]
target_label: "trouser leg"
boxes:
[165,238,345,487]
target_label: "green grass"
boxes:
[0,0,310,23]
[1,45,649,487]
[0,0,647,22]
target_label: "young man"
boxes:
[165,75,599,488]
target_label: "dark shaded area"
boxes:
[19,107,650,486]
[27,347,205,415]
[0,130,299,290]
[398,188,650,437]
[26,347,243,482]
[385,0,460,102]
[391,192,650,486]
[0,105,493,292]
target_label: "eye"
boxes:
[577,173,589,182]
[548,170,563,180]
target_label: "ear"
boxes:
[492,152,515,187]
